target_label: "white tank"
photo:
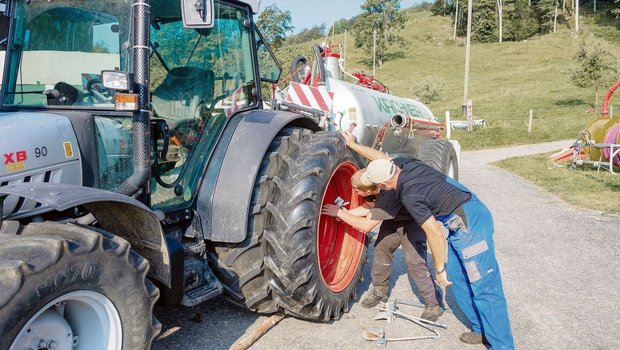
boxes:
[326,77,437,144]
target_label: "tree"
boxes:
[535,0,558,33]
[286,24,326,45]
[411,76,446,104]
[502,0,538,41]
[352,0,406,68]
[570,38,619,110]
[611,0,620,26]
[256,4,293,49]
[471,0,498,43]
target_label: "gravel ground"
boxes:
[153,140,620,349]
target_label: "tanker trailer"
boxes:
[279,44,460,179]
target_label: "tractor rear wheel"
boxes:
[208,128,366,320]
[0,222,160,350]
[416,139,459,180]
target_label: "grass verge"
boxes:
[493,153,620,215]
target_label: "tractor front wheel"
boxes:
[0,222,160,350]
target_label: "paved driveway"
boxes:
[154,140,620,349]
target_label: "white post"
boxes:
[446,111,452,139]
[373,27,376,77]
[528,109,533,133]
[554,6,558,33]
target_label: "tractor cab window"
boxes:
[2,0,132,107]
[150,2,256,210]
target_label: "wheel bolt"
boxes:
[47,340,57,349]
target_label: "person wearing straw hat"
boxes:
[344,133,514,349]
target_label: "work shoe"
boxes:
[459,331,489,345]
[360,286,388,308]
[420,305,443,322]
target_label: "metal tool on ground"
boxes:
[362,298,447,346]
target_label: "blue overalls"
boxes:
[437,178,515,350]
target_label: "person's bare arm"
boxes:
[346,201,374,217]
[322,204,381,232]
[342,132,392,161]
[420,216,452,287]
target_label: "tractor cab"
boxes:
[0,0,281,212]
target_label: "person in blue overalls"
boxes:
[359,156,515,349]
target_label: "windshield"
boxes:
[150,2,257,210]
[3,0,132,107]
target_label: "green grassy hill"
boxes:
[275,10,620,150]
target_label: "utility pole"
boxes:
[463,0,473,115]
[372,27,376,77]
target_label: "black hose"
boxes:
[312,44,326,86]
[290,55,307,83]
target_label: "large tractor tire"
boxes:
[208,128,367,321]
[0,222,160,350]
[416,139,459,180]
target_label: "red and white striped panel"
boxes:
[223,86,244,118]
[285,82,334,112]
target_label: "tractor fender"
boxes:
[0,183,172,288]
[197,109,320,243]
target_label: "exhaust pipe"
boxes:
[115,0,151,197]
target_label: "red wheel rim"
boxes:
[317,162,366,293]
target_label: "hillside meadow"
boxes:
[274,9,620,151]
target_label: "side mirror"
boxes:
[181,0,215,29]
[101,70,133,91]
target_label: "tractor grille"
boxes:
[1,160,81,218]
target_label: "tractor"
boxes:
[0,0,458,349]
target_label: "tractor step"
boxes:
[181,258,223,307]
[183,239,205,254]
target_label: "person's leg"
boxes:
[401,222,440,307]
[446,238,483,335]
[456,198,515,350]
[363,220,401,307]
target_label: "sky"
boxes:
[259,0,424,34]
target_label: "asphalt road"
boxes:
[153,140,620,349]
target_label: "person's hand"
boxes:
[435,270,452,287]
[321,204,340,217]
[341,131,356,147]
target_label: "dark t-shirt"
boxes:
[396,158,471,225]
[369,158,413,222]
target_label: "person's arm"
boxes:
[347,202,373,217]
[420,216,452,287]
[322,204,381,232]
[342,132,392,161]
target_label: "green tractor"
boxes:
[0,0,367,348]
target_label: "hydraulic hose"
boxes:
[601,78,620,118]
[313,44,326,86]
